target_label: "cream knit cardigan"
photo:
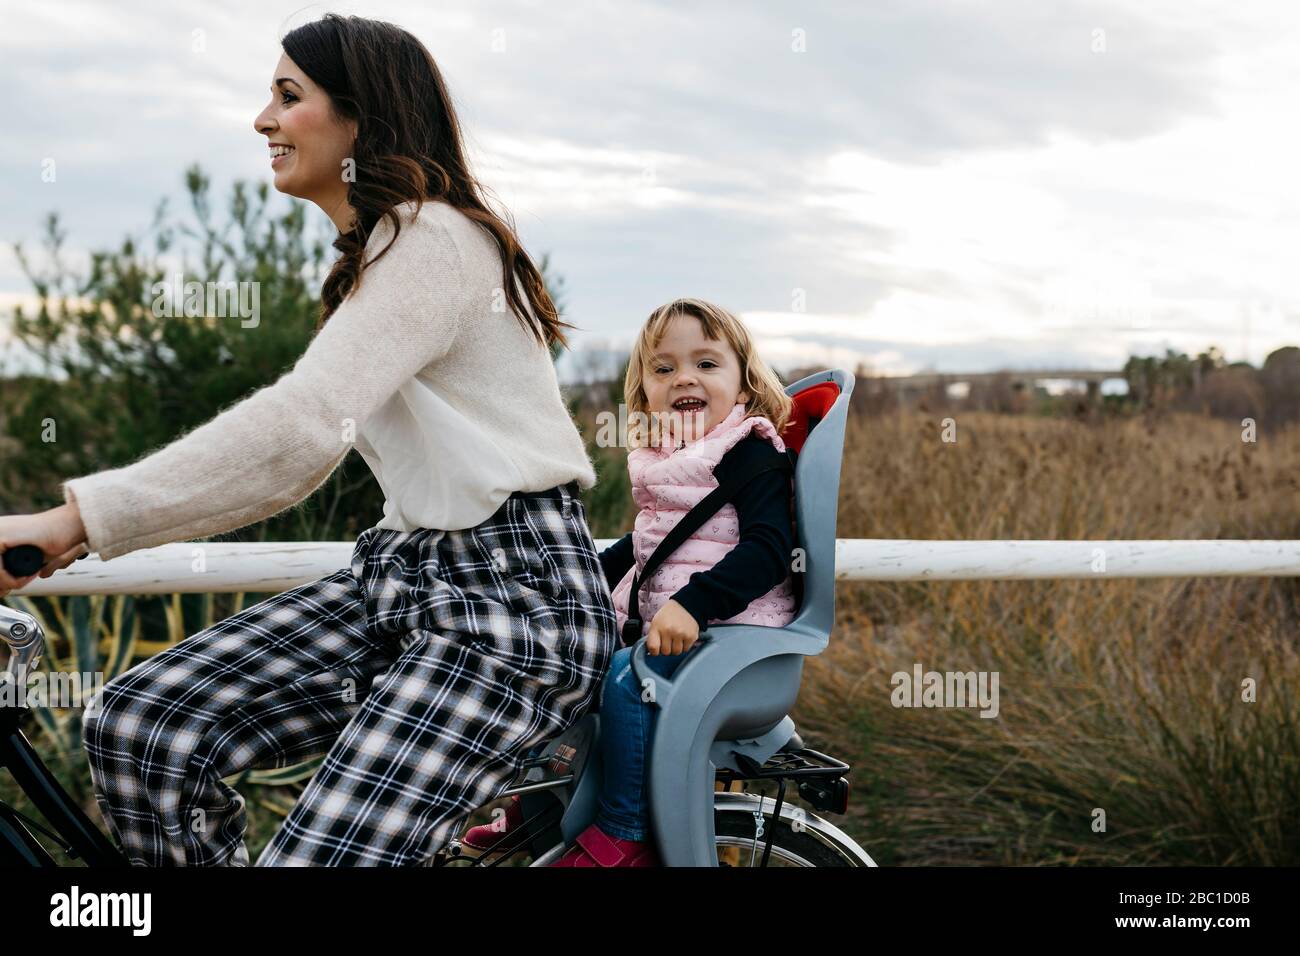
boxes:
[62,199,597,561]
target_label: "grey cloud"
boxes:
[1,0,1274,381]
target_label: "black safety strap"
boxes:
[620,452,795,646]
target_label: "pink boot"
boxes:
[547,823,660,867]
[459,794,527,859]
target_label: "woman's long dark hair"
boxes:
[282,13,572,349]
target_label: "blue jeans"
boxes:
[591,644,688,842]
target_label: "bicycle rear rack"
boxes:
[719,746,853,814]
[713,747,853,867]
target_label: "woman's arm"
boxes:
[61,211,471,561]
[669,437,795,630]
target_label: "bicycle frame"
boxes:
[1,605,130,866]
[1,708,131,866]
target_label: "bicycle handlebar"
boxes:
[2,545,46,578]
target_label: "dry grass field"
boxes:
[791,408,1300,864]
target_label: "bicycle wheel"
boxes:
[713,794,872,867]
[525,792,875,867]
[712,806,852,868]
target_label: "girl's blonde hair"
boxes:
[623,297,793,450]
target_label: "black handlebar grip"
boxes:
[2,545,47,578]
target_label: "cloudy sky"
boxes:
[1,0,1295,384]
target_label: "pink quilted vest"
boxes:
[610,401,798,639]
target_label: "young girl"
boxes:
[460,297,798,866]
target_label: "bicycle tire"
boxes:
[713,803,863,867]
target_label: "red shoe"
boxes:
[547,823,660,867]
[459,794,526,859]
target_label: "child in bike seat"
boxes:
[459,297,798,866]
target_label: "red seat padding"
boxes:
[779,381,840,456]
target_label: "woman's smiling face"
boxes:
[642,314,750,446]
[253,53,357,225]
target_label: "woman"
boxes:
[0,14,617,866]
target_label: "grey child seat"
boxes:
[631,368,856,865]
[524,368,855,866]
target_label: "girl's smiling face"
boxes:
[643,314,750,446]
[253,53,358,230]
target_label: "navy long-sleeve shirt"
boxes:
[598,434,796,631]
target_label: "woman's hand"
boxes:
[0,504,89,598]
[645,599,700,657]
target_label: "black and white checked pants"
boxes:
[81,481,617,866]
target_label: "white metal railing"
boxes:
[8,539,1300,597]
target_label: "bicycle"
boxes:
[1,369,875,867]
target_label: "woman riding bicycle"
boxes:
[0,13,618,866]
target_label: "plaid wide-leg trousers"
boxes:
[80,481,617,866]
